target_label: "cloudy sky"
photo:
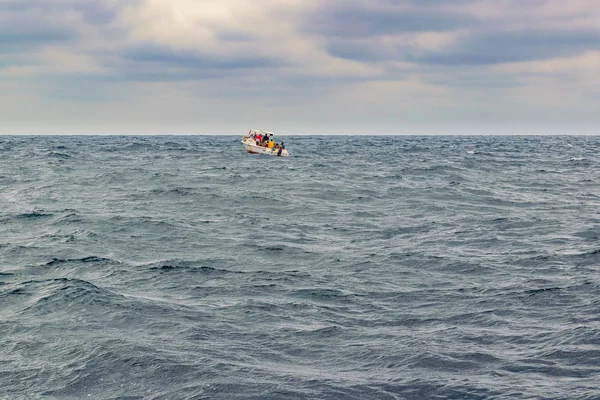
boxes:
[1,0,599,134]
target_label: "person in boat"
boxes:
[267,139,274,149]
[280,141,285,150]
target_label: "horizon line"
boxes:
[0,133,598,137]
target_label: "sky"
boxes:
[1,0,599,135]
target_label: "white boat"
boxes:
[242,129,289,157]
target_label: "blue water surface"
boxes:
[0,135,599,399]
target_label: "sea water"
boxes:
[0,135,599,399]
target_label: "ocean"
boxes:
[0,135,598,399]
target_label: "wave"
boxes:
[46,151,71,159]
[13,211,54,219]
[2,135,600,399]
[43,256,117,266]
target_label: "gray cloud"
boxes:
[71,3,119,25]
[417,29,600,66]
[326,28,600,66]
[0,0,140,55]
[324,39,401,62]
[304,3,475,37]
[1,0,599,134]
[0,25,73,45]
[0,0,138,20]
[314,0,600,67]
[125,44,280,68]
[0,18,76,54]
[115,44,283,82]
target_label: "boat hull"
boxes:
[242,138,289,157]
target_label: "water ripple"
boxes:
[0,135,599,399]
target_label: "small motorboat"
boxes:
[242,129,289,157]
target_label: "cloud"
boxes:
[303,2,476,37]
[113,44,283,82]
[0,0,599,134]
[16,1,136,24]
[0,10,77,54]
[124,44,281,70]
[417,28,600,66]
[313,1,600,67]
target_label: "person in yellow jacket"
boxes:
[267,140,274,149]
